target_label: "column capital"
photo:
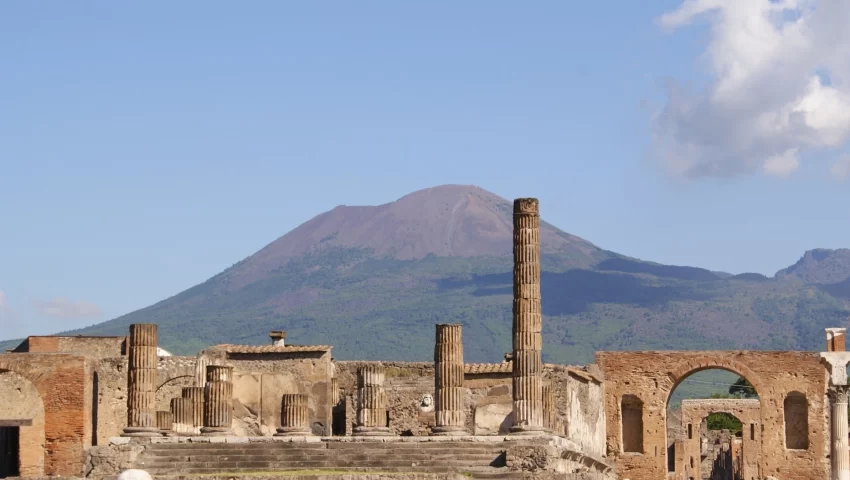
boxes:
[821,352,850,387]
[830,385,850,404]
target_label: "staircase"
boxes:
[135,440,514,476]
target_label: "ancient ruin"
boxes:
[0,197,847,480]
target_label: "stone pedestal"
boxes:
[201,365,234,436]
[510,198,545,434]
[831,386,850,480]
[432,324,467,436]
[122,324,161,437]
[275,393,312,436]
[354,365,390,436]
[182,386,205,435]
[156,411,173,434]
[170,397,194,436]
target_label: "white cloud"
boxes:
[654,0,850,178]
[832,154,850,181]
[34,297,102,319]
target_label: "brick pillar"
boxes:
[122,323,161,436]
[182,386,205,435]
[170,397,194,436]
[275,393,312,436]
[201,365,233,436]
[510,198,545,434]
[354,365,390,436]
[156,411,173,434]
[432,323,467,436]
[827,328,847,352]
[831,386,850,480]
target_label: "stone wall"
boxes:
[12,335,125,358]
[0,370,46,476]
[334,361,605,456]
[678,398,760,479]
[597,350,830,480]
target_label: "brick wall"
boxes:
[597,350,829,480]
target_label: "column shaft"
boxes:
[182,386,205,435]
[276,393,312,436]
[354,365,390,436]
[511,198,545,434]
[170,397,195,436]
[201,365,234,436]
[433,324,467,435]
[832,387,850,480]
[156,411,173,433]
[123,323,161,436]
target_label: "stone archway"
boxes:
[597,350,828,480]
[0,370,45,477]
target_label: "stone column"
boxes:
[194,355,211,387]
[170,397,194,435]
[156,411,173,434]
[332,378,340,406]
[827,328,848,352]
[510,198,545,434]
[122,323,160,436]
[182,386,205,435]
[354,365,390,436]
[432,323,467,435]
[275,393,312,436]
[201,365,233,436]
[831,386,850,480]
[542,383,558,433]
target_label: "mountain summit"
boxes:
[63,185,850,363]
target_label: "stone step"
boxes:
[139,452,501,460]
[141,447,504,456]
[142,465,507,475]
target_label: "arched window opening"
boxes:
[784,391,809,450]
[621,394,643,453]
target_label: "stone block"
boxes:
[474,403,513,435]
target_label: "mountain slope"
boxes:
[61,185,850,364]
[775,248,850,284]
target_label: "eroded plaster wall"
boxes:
[597,351,829,480]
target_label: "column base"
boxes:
[121,427,162,437]
[353,426,391,436]
[200,426,233,436]
[509,424,547,435]
[431,425,468,436]
[274,426,313,436]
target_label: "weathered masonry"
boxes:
[0,197,849,480]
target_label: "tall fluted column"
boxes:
[182,386,205,435]
[171,397,194,435]
[201,365,233,436]
[122,324,161,436]
[511,198,545,434]
[332,378,340,406]
[432,324,467,436]
[194,355,211,387]
[275,394,312,436]
[354,365,390,436]
[831,386,850,480]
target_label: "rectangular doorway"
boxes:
[0,427,19,478]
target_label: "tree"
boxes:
[728,377,757,398]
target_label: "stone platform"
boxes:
[85,435,614,480]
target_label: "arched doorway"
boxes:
[0,370,45,477]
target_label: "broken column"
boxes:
[354,365,390,436]
[275,393,312,436]
[156,411,173,434]
[194,355,211,387]
[270,330,287,346]
[542,383,559,433]
[510,197,545,434]
[170,397,194,435]
[182,386,205,435]
[832,387,850,480]
[201,365,233,436]
[432,323,467,436]
[122,323,161,436]
[827,328,847,352]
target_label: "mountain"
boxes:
[58,185,850,364]
[775,248,850,284]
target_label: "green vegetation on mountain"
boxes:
[52,185,850,367]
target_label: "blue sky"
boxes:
[1,1,848,339]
